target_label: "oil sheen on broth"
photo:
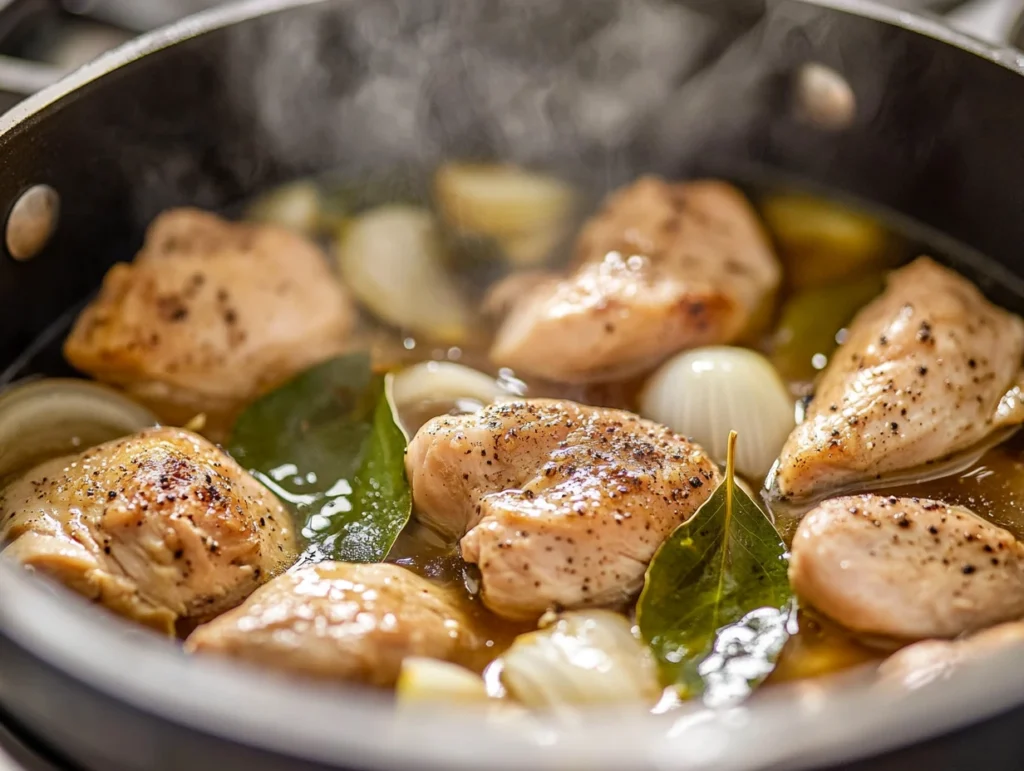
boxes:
[8,169,1024,687]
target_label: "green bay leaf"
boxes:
[637,432,793,705]
[227,353,411,564]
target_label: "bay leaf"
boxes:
[638,431,794,705]
[227,353,411,564]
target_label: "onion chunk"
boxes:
[640,346,794,482]
[335,205,473,344]
[0,379,158,481]
[500,611,660,709]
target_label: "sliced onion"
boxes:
[396,658,489,704]
[390,361,522,437]
[245,181,322,236]
[392,361,504,410]
[499,611,661,709]
[335,205,473,345]
[0,379,159,481]
[434,163,575,240]
[640,347,795,482]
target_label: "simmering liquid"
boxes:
[7,171,1024,688]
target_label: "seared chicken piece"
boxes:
[185,562,482,687]
[405,399,720,620]
[774,257,1024,501]
[64,208,355,432]
[489,177,780,383]
[790,495,1024,640]
[879,621,1024,689]
[0,428,294,634]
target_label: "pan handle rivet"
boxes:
[6,184,60,262]
[793,63,856,131]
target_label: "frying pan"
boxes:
[1,0,1024,769]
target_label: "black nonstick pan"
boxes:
[2,1,1024,769]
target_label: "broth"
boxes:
[6,167,1024,697]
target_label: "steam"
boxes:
[122,0,954,223]
[224,0,719,192]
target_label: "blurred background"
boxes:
[0,0,1019,115]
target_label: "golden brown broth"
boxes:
[768,610,884,684]
[384,522,532,672]
[884,434,1024,541]
[761,434,1024,682]
[382,335,893,685]
[217,179,1024,689]
[18,173,1023,693]
[381,299,1024,687]
[202,193,1024,689]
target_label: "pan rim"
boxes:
[9,557,1024,771]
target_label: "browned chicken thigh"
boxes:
[773,257,1024,501]
[405,399,720,620]
[489,177,780,383]
[0,428,294,634]
[790,495,1024,640]
[186,562,483,687]
[64,208,355,432]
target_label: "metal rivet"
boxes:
[6,184,60,261]
[793,63,856,131]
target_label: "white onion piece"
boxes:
[434,163,576,268]
[245,181,321,235]
[0,379,159,481]
[390,361,522,437]
[335,205,472,344]
[640,346,795,482]
[396,658,489,704]
[392,362,504,411]
[434,163,575,240]
[500,611,660,709]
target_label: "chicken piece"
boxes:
[64,208,356,432]
[405,399,720,620]
[0,427,294,634]
[489,177,780,383]
[773,257,1024,501]
[185,562,483,687]
[790,495,1024,640]
[878,621,1024,689]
